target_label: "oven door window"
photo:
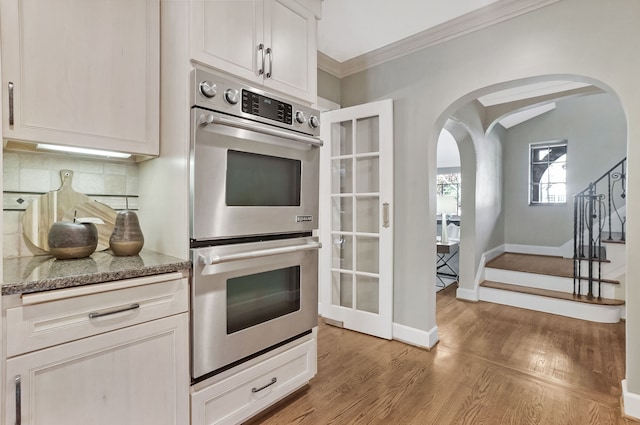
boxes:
[226,150,301,206]
[227,266,301,334]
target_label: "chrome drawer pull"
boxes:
[15,375,21,425]
[88,303,140,319]
[252,377,277,393]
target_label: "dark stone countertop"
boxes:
[2,250,191,296]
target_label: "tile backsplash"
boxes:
[3,152,139,258]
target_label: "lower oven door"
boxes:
[191,236,320,381]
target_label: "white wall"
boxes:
[503,93,627,247]
[436,129,460,170]
[338,0,640,396]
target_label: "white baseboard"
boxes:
[465,244,504,300]
[622,379,640,420]
[456,286,478,302]
[393,322,438,349]
[484,244,506,263]
[504,242,574,258]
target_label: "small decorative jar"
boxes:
[109,210,144,256]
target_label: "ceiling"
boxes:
[317,0,598,130]
[317,0,501,63]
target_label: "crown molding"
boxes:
[318,0,560,79]
[317,51,342,77]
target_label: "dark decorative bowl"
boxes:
[48,222,98,259]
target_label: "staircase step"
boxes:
[480,280,625,306]
[575,276,620,285]
[486,252,620,284]
[602,232,626,244]
[486,252,573,278]
[578,245,608,260]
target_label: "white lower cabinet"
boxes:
[5,314,189,425]
[191,334,317,425]
[3,273,190,425]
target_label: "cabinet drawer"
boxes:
[191,337,317,425]
[6,274,188,357]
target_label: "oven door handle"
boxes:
[199,113,323,148]
[199,241,322,267]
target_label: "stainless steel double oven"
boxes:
[189,68,322,382]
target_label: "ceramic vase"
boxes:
[109,210,144,256]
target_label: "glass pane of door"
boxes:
[330,117,381,312]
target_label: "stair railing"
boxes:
[573,158,626,299]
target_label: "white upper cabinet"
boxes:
[0,0,160,156]
[190,0,318,103]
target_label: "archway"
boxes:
[434,75,626,299]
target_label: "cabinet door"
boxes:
[190,0,264,84]
[5,314,189,425]
[0,0,159,156]
[263,0,317,103]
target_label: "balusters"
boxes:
[573,158,626,300]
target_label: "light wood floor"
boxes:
[248,284,636,425]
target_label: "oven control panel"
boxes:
[191,68,320,137]
[242,90,293,125]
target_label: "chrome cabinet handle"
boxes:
[15,375,21,425]
[8,82,14,127]
[200,242,322,267]
[257,43,265,76]
[252,377,277,393]
[383,202,390,228]
[265,47,273,79]
[88,303,140,319]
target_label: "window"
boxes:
[437,172,461,215]
[530,141,567,204]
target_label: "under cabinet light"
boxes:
[36,143,132,159]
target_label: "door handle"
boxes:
[256,43,265,76]
[383,202,390,228]
[199,242,322,267]
[198,113,323,147]
[15,375,21,425]
[265,47,273,79]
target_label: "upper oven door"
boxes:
[190,109,321,241]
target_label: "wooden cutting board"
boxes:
[22,170,91,252]
[62,201,118,251]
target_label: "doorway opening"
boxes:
[436,128,461,292]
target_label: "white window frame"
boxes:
[529,140,568,205]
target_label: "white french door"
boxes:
[319,99,393,339]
